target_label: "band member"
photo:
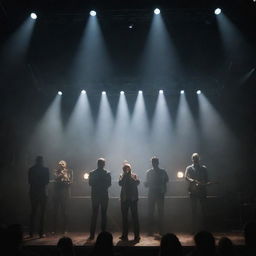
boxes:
[119,162,140,242]
[53,160,73,234]
[145,157,169,236]
[28,156,49,238]
[88,158,111,240]
[185,153,208,231]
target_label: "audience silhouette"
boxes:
[159,233,183,256]
[91,232,114,256]
[57,236,75,256]
[217,237,236,256]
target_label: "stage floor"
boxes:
[24,232,245,247]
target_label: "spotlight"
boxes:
[197,90,201,95]
[83,172,89,180]
[154,8,160,15]
[128,25,133,29]
[214,8,221,15]
[30,13,37,19]
[138,90,143,94]
[159,90,164,94]
[102,91,106,95]
[81,90,86,94]
[90,10,96,16]
[120,91,124,95]
[180,90,185,94]
[58,91,62,95]
[177,171,184,179]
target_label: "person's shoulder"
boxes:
[90,169,96,174]
[146,168,153,174]
[186,164,193,170]
[201,165,207,170]
[104,169,111,175]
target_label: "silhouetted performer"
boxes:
[88,158,111,240]
[185,153,208,232]
[145,157,169,236]
[119,163,140,242]
[28,156,49,238]
[53,160,73,234]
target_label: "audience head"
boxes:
[160,233,183,256]
[217,237,235,256]
[94,232,113,256]
[57,236,74,256]
[244,221,256,248]
[194,231,215,255]
[35,156,43,166]
[97,158,105,169]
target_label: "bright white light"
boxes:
[214,8,221,15]
[197,90,201,95]
[58,91,62,95]
[81,90,86,94]
[83,172,89,180]
[138,90,143,94]
[120,91,124,95]
[90,10,96,16]
[154,8,160,15]
[102,91,106,95]
[177,171,184,179]
[129,25,133,29]
[159,90,164,94]
[180,90,185,94]
[30,13,37,20]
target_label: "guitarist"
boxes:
[185,153,208,232]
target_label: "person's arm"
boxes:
[185,167,195,183]
[132,173,140,186]
[88,171,93,186]
[119,173,125,186]
[164,170,169,183]
[107,172,111,188]
[144,171,149,187]
[69,169,74,184]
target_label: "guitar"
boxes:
[189,180,218,195]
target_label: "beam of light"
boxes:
[94,92,114,156]
[0,15,36,67]
[90,10,97,16]
[214,8,221,15]
[107,92,131,174]
[154,8,161,15]
[30,13,37,19]
[216,12,253,60]
[139,6,182,89]
[70,10,112,88]
[28,94,63,166]
[239,68,255,85]
[65,92,94,164]
[197,93,237,175]
[129,91,150,175]
[151,91,173,161]
[175,92,199,164]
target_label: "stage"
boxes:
[24,232,245,246]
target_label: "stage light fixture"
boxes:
[138,90,143,94]
[180,90,185,94]
[90,10,96,16]
[120,91,124,95]
[102,91,106,95]
[30,13,37,19]
[58,91,62,95]
[159,90,164,94]
[83,172,89,180]
[197,90,201,95]
[214,8,221,15]
[154,8,160,15]
[81,90,86,94]
[129,25,133,29]
[177,171,184,179]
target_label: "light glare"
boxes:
[138,90,143,94]
[177,171,184,179]
[102,91,106,95]
[159,90,164,94]
[197,90,201,95]
[90,10,96,16]
[83,172,89,180]
[180,90,185,94]
[120,91,124,95]
[30,13,37,19]
[215,8,221,15]
[154,8,160,15]
[58,91,62,95]
[81,90,86,94]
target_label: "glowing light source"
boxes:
[102,91,106,95]
[90,10,96,16]
[138,90,143,94]
[83,172,89,180]
[180,90,185,94]
[58,91,62,95]
[81,90,86,94]
[120,91,124,95]
[215,8,221,15]
[154,8,160,15]
[159,90,164,94]
[197,90,201,95]
[177,171,184,179]
[30,13,37,19]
